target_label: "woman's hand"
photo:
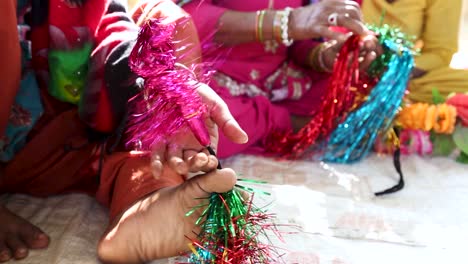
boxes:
[149,83,248,178]
[315,34,382,72]
[290,0,369,41]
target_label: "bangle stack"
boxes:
[256,7,294,46]
[273,7,293,46]
[273,11,283,43]
[255,10,266,42]
[280,7,293,46]
[308,43,334,73]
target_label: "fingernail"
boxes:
[241,133,249,144]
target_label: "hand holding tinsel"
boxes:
[266,34,367,158]
[127,19,247,176]
[322,24,415,196]
[322,30,414,163]
[267,24,414,161]
[128,19,278,263]
[309,34,382,73]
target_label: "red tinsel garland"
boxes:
[265,35,367,158]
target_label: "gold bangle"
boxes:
[255,10,260,42]
[308,44,322,72]
[317,42,334,72]
[258,10,266,42]
[308,43,333,73]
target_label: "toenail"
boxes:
[16,248,27,255]
[35,233,47,240]
[0,251,10,261]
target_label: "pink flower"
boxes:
[400,130,433,156]
[446,93,468,127]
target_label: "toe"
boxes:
[0,242,12,262]
[20,226,49,249]
[6,236,28,260]
[97,238,113,263]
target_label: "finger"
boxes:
[316,26,347,41]
[336,15,369,36]
[187,153,218,173]
[0,241,12,262]
[325,0,362,17]
[200,155,219,172]
[330,32,352,51]
[344,0,362,15]
[168,144,189,175]
[359,51,377,71]
[150,144,166,178]
[186,152,210,172]
[199,85,248,144]
[210,103,248,145]
[183,149,201,162]
[192,168,237,194]
[6,236,28,260]
[339,5,362,21]
[360,35,383,55]
[204,117,219,153]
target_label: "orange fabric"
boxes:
[0,0,198,223]
[0,105,184,222]
[0,0,21,137]
[0,0,200,222]
[96,153,184,220]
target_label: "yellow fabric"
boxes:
[362,0,468,103]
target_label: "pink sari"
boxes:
[183,0,335,157]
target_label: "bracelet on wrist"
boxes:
[308,43,333,73]
[277,7,293,46]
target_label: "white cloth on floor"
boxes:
[2,154,467,263]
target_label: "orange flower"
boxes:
[396,103,457,134]
[433,104,457,134]
[397,103,430,130]
[424,105,437,131]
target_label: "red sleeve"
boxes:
[79,0,139,133]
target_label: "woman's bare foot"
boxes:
[0,205,50,262]
[97,167,237,264]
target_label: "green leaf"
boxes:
[456,151,468,164]
[431,133,456,156]
[453,125,468,154]
[432,88,446,104]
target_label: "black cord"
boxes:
[206,146,222,169]
[107,112,128,154]
[375,129,405,196]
